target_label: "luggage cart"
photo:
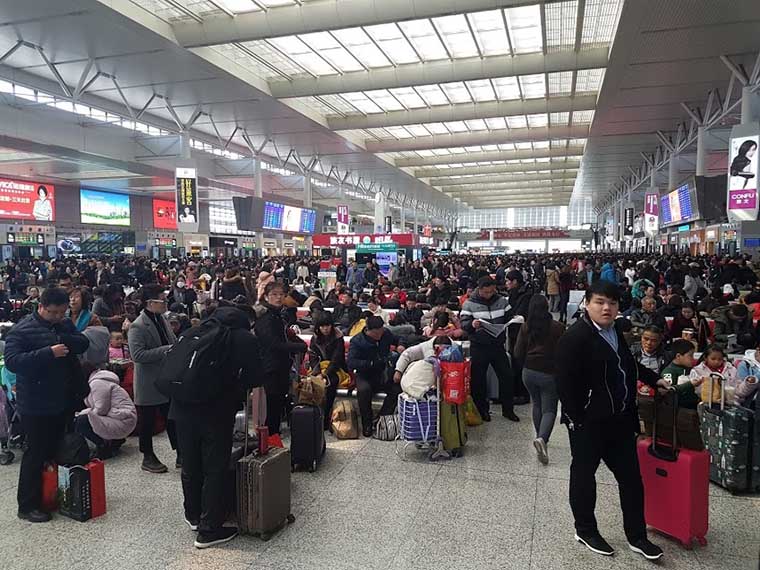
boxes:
[396,372,450,462]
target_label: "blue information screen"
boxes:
[263,201,284,230]
[677,184,693,220]
[262,200,316,233]
[660,195,672,225]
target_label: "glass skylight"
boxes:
[582,0,623,48]
[432,14,479,58]
[548,71,573,96]
[576,68,606,93]
[545,1,579,53]
[505,5,543,54]
[397,20,449,61]
[467,10,510,56]
[519,74,546,98]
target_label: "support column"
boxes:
[400,204,406,232]
[303,174,312,208]
[413,206,418,234]
[253,156,263,199]
[741,85,755,123]
[179,131,191,160]
[695,126,706,177]
[618,198,625,249]
[668,152,678,189]
[374,193,386,234]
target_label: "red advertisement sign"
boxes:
[153,198,177,230]
[478,229,570,240]
[0,178,55,221]
[312,233,417,247]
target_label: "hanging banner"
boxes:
[727,131,759,221]
[623,208,634,237]
[176,167,199,233]
[336,204,350,235]
[644,192,659,236]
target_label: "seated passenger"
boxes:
[661,339,701,409]
[108,330,130,361]
[346,316,403,437]
[689,344,738,403]
[333,292,363,335]
[735,344,760,406]
[423,311,464,339]
[630,297,666,334]
[631,325,668,374]
[307,313,346,431]
[367,297,389,324]
[75,368,137,459]
[658,294,683,319]
[713,304,755,351]
[398,293,424,333]
[669,301,700,341]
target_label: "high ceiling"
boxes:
[0,0,757,220]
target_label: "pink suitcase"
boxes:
[637,388,709,548]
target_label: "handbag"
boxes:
[296,375,326,406]
[373,414,399,441]
[700,372,722,404]
[330,400,359,439]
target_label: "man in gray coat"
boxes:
[128,284,178,473]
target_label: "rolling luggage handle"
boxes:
[649,386,679,462]
[243,389,269,457]
[706,373,725,411]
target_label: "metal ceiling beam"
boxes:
[397,145,585,167]
[465,198,570,206]
[431,172,577,186]
[173,0,573,47]
[328,94,597,130]
[270,49,609,98]
[445,183,575,193]
[415,160,581,177]
[367,125,589,152]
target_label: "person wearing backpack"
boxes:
[128,284,178,474]
[169,306,261,549]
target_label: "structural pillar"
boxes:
[374,193,386,234]
[413,206,418,234]
[400,204,406,232]
[253,156,263,198]
[618,198,625,249]
[179,131,191,160]
[695,126,706,177]
[303,174,312,208]
[668,152,678,189]
[742,85,755,123]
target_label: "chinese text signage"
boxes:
[176,167,198,233]
[0,178,55,221]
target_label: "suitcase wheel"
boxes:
[261,532,272,542]
[696,536,707,547]
[309,460,317,472]
[0,451,13,465]
[287,514,295,524]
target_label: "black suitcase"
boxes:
[290,405,325,472]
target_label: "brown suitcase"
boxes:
[236,390,295,540]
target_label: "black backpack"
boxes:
[156,319,234,404]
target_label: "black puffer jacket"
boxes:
[308,329,346,377]
[347,329,398,377]
[5,312,90,415]
[253,302,306,391]
[555,314,658,431]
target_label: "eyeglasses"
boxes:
[149,299,167,305]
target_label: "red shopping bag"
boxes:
[441,362,467,405]
[86,459,106,519]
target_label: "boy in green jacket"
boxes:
[661,339,704,409]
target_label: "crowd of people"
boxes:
[2,250,760,556]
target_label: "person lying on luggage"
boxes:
[661,339,702,409]
[394,336,452,382]
[347,316,404,437]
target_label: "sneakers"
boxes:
[628,537,664,560]
[141,455,168,474]
[362,425,373,438]
[502,410,520,422]
[194,527,239,549]
[533,437,549,464]
[17,509,52,523]
[185,517,199,531]
[575,532,615,556]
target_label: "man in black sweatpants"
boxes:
[171,307,261,550]
[555,280,667,562]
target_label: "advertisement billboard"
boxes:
[337,204,349,235]
[153,198,177,230]
[80,189,130,226]
[0,178,55,221]
[176,167,199,232]
[623,208,634,236]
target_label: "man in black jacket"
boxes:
[170,306,261,549]
[555,280,666,561]
[426,277,452,307]
[333,292,363,334]
[5,287,90,523]
[505,270,533,405]
[347,316,402,437]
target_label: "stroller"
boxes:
[0,387,14,465]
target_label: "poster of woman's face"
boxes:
[729,135,758,191]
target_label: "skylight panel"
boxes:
[545,1,578,53]
[485,117,507,130]
[426,122,450,135]
[416,84,449,106]
[386,126,414,139]
[550,112,570,126]
[398,20,449,61]
[551,139,568,149]
[575,68,606,93]
[433,14,479,58]
[498,143,516,151]
[433,148,452,155]
[464,146,483,152]
[269,37,337,75]
[527,113,549,128]
[573,110,595,124]
[569,138,588,146]
[364,24,419,65]
[407,124,432,137]
[466,79,496,102]
[491,77,521,100]
[519,74,546,98]
[548,71,573,96]
[514,142,533,150]
[465,119,488,131]
[440,82,471,104]
[504,5,543,54]
[341,92,383,114]
[364,90,405,111]
[320,94,360,115]
[260,0,296,7]
[332,28,390,68]
[450,147,468,154]
[467,10,510,56]
[445,121,469,133]
[581,0,622,48]
[215,0,259,13]
[417,150,436,157]
[389,87,427,108]
[481,144,499,151]
[536,157,551,163]
[507,115,528,129]
[299,32,363,73]
[534,141,551,149]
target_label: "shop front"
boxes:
[283,240,295,256]
[183,233,209,257]
[147,231,179,259]
[312,233,421,265]
[240,237,257,257]
[2,223,56,260]
[262,239,279,257]
[705,226,720,255]
[688,229,705,256]
[209,236,238,258]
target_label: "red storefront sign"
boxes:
[152,198,177,230]
[0,178,55,221]
[313,233,417,247]
[478,229,570,240]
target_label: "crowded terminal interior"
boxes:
[0,0,758,569]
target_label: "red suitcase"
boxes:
[637,388,709,548]
[86,459,106,519]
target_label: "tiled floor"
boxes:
[0,405,758,570]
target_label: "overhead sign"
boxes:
[727,132,759,221]
[356,243,397,253]
[623,208,634,237]
[478,228,571,240]
[337,204,349,235]
[176,167,199,233]
[423,224,432,237]
[0,178,55,222]
[644,192,659,236]
[313,233,418,247]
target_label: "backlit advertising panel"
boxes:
[0,178,55,221]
